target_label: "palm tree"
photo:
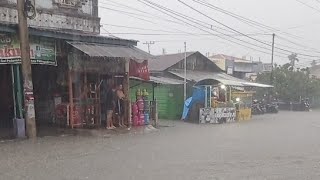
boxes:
[288,53,299,70]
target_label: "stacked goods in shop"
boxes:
[131,89,150,126]
[132,103,139,126]
[142,89,150,125]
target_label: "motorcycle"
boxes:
[266,102,279,113]
[252,100,265,115]
[300,99,310,111]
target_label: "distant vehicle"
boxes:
[252,99,265,115]
[266,102,279,113]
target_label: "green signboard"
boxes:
[0,34,56,66]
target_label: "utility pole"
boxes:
[268,33,275,103]
[184,42,187,101]
[270,33,275,83]
[143,41,155,54]
[17,0,37,138]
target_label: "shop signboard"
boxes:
[0,34,56,66]
[199,107,236,124]
[129,59,150,80]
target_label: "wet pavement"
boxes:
[1,111,320,180]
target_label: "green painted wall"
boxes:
[129,80,183,120]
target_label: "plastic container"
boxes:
[137,99,144,111]
[144,100,149,111]
[132,103,139,115]
[139,113,145,125]
[133,115,139,126]
[144,113,150,125]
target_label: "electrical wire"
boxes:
[193,0,303,39]
[100,32,271,36]
[294,0,320,14]
[97,0,318,61]
[178,0,320,58]
[99,0,187,26]
[139,0,290,59]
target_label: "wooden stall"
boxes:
[232,91,254,121]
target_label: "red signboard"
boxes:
[129,59,150,81]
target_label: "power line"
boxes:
[277,35,320,53]
[294,0,320,14]
[139,0,289,59]
[140,0,320,61]
[99,0,188,26]
[98,3,201,36]
[192,0,303,39]
[178,0,320,58]
[99,0,238,35]
[98,0,318,61]
[99,1,320,57]
[100,0,319,56]
[100,32,269,36]
[101,23,186,33]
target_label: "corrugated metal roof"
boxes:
[169,70,272,87]
[67,42,154,60]
[150,76,184,85]
[148,52,196,71]
[130,76,184,85]
[169,70,244,86]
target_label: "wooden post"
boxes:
[124,58,130,127]
[68,70,74,128]
[154,100,159,127]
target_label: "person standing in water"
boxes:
[115,84,126,127]
[105,83,116,129]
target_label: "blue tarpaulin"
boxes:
[181,87,205,120]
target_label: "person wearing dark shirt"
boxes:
[105,84,116,129]
[115,84,126,127]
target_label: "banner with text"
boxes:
[0,34,56,65]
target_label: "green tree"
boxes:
[256,64,320,102]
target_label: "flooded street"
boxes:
[1,111,320,180]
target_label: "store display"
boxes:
[131,89,151,126]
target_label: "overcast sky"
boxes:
[98,0,320,66]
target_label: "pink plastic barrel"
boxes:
[137,99,144,111]
[133,115,139,126]
[132,103,139,115]
[139,113,145,125]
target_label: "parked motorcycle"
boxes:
[300,99,310,111]
[252,100,265,115]
[266,102,279,113]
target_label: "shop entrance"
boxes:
[0,65,14,139]
[32,65,59,136]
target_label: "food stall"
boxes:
[199,84,237,124]
[232,91,254,121]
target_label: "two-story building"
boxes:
[208,54,271,79]
[0,0,151,138]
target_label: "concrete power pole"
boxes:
[270,33,275,84]
[143,41,155,54]
[17,0,37,138]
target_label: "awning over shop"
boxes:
[169,70,272,87]
[169,70,244,86]
[242,82,273,88]
[67,42,154,61]
[130,76,184,85]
